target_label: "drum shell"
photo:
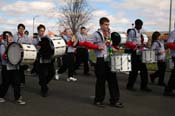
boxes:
[142,50,157,63]
[51,36,67,57]
[21,44,37,64]
[6,42,37,65]
[111,54,131,72]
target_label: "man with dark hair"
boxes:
[13,23,31,87]
[33,24,55,97]
[17,24,25,30]
[125,19,151,92]
[91,17,123,108]
[74,26,90,75]
[0,31,26,104]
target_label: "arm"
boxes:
[166,43,175,49]
[125,41,136,49]
[125,29,137,49]
[0,45,7,60]
[78,41,99,49]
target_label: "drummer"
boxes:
[31,24,46,74]
[34,24,55,97]
[0,31,26,105]
[150,31,166,86]
[13,24,31,87]
[125,19,151,92]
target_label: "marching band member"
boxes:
[57,28,78,82]
[91,17,123,108]
[164,24,175,96]
[74,27,90,75]
[150,31,166,86]
[13,24,31,87]
[31,25,45,74]
[0,31,26,105]
[56,28,102,81]
[34,24,55,97]
[125,19,151,92]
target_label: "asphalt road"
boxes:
[0,66,175,116]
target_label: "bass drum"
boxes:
[50,36,67,57]
[6,42,37,65]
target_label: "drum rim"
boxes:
[6,42,23,65]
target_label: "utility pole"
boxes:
[33,15,39,36]
[169,0,172,33]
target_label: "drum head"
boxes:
[7,42,23,65]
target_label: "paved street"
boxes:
[0,66,175,116]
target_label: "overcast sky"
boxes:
[0,0,174,35]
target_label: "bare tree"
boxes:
[58,0,93,34]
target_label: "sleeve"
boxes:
[67,40,73,46]
[91,32,99,44]
[125,29,137,49]
[125,41,136,49]
[13,34,18,43]
[127,29,136,42]
[166,43,175,49]
[151,42,158,50]
[167,31,175,49]
[167,31,175,43]
[0,45,6,60]
[78,41,98,49]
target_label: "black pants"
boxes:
[94,58,120,104]
[38,63,55,93]
[19,65,28,84]
[127,52,148,89]
[151,61,166,84]
[0,66,21,100]
[74,48,89,74]
[165,57,175,92]
[57,53,75,77]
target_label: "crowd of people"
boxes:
[0,17,175,108]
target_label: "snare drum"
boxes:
[111,54,131,72]
[7,42,37,65]
[142,50,157,63]
[50,36,67,57]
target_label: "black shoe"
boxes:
[158,83,166,86]
[41,87,48,97]
[126,87,137,91]
[84,72,90,76]
[150,74,155,83]
[73,71,77,75]
[40,92,48,97]
[110,102,124,108]
[94,102,105,107]
[163,91,174,96]
[140,87,152,92]
[20,83,25,88]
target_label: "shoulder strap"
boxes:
[156,41,161,48]
[127,28,136,38]
[96,31,104,42]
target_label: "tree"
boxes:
[58,0,93,34]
